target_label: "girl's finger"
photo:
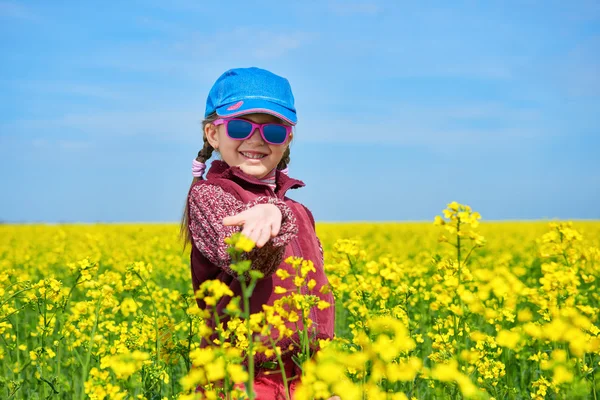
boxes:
[270,217,281,237]
[241,222,256,239]
[249,226,263,246]
[256,224,272,248]
[223,211,247,226]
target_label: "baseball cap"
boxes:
[205,67,297,125]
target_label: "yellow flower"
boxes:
[101,351,149,380]
[496,330,520,350]
[431,360,460,382]
[431,360,478,397]
[300,259,316,276]
[119,297,138,317]
[235,234,255,252]
[276,269,291,280]
[551,349,567,363]
[317,300,331,310]
[434,215,446,226]
[189,348,214,367]
[227,363,248,383]
[204,296,216,306]
[517,308,533,322]
[205,357,225,382]
[180,368,206,391]
[274,286,287,294]
[386,357,422,382]
[287,311,299,323]
[552,365,573,385]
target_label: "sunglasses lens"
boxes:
[227,119,253,139]
[263,124,288,144]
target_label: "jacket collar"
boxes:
[206,160,305,197]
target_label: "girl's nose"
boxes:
[246,128,264,144]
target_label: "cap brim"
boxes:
[216,99,297,125]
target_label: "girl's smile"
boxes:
[239,151,267,160]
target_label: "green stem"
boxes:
[73,347,85,368]
[0,305,27,325]
[133,271,161,359]
[38,374,59,395]
[79,298,101,400]
[213,310,230,394]
[462,244,478,267]
[45,270,84,332]
[241,279,255,400]
[591,353,597,400]
[268,336,290,400]
[15,305,21,386]
[456,220,462,284]
[0,286,35,308]
[185,297,193,372]
[56,334,61,391]
[302,309,309,366]
[41,283,48,400]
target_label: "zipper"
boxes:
[291,236,303,259]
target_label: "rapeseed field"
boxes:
[1,203,599,399]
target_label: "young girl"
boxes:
[180,67,336,399]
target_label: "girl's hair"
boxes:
[179,113,292,250]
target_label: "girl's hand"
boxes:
[222,204,282,248]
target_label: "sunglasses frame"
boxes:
[213,117,292,145]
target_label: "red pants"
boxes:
[196,357,302,399]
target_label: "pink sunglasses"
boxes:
[214,117,292,145]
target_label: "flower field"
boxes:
[1,203,599,399]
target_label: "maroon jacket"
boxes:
[186,160,335,365]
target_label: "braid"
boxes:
[197,135,214,163]
[180,114,218,250]
[197,113,218,163]
[277,146,291,170]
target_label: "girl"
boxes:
[180,67,337,399]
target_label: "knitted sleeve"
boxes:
[187,183,298,278]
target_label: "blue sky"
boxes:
[1,0,599,222]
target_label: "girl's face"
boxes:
[205,113,293,179]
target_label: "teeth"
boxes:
[241,152,266,159]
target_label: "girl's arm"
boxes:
[187,183,298,278]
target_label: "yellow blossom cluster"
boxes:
[1,209,599,398]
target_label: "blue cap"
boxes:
[205,67,297,125]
